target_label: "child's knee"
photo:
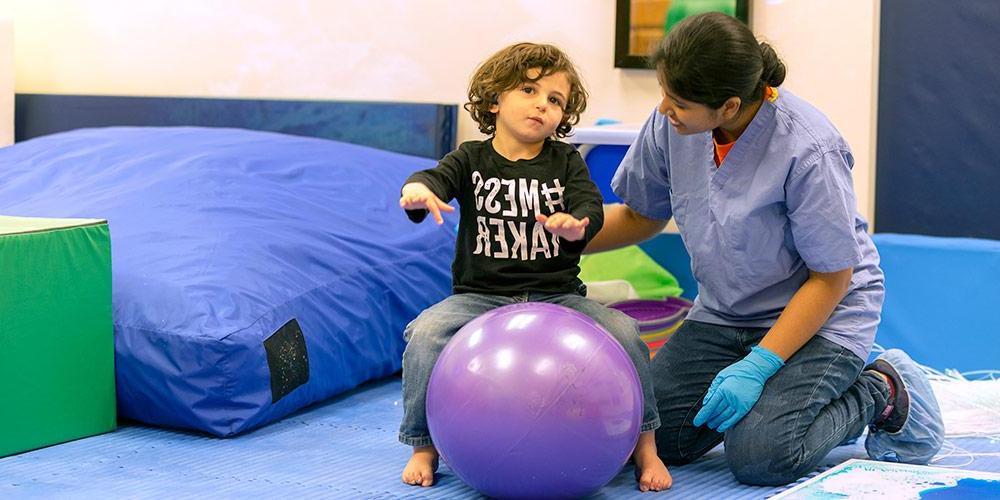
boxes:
[598,308,641,339]
[405,324,435,345]
[607,320,649,357]
[402,320,450,360]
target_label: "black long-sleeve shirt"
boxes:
[405,139,604,295]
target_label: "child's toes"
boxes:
[402,467,426,486]
[420,472,434,487]
[638,474,652,491]
[654,475,672,491]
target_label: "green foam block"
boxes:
[0,216,115,457]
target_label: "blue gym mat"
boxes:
[2,377,998,499]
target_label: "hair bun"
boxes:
[759,42,787,87]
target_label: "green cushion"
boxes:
[579,245,683,299]
[0,216,115,457]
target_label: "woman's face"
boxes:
[657,83,723,135]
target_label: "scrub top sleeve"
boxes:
[786,149,864,273]
[611,110,673,221]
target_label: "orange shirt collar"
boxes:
[714,86,778,166]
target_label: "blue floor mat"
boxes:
[2,377,998,499]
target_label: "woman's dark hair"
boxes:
[650,12,786,109]
[465,42,588,138]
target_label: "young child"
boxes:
[398,42,671,492]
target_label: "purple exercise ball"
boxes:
[426,302,642,499]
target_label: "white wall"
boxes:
[0,17,12,146]
[752,0,880,225]
[0,0,878,220]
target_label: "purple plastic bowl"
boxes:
[609,297,692,333]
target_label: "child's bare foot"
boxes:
[633,431,672,492]
[402,445,439,487]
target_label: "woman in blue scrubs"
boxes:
[588,12,945,485]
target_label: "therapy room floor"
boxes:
[2,377,999,499]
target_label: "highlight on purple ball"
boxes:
[426,302,643,499]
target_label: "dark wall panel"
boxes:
[876,0,1000,239]
[15,94,456,160]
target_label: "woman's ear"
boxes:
[721,96,742,120]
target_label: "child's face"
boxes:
[490,68,570,145]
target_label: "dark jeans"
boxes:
[651,320,890,486]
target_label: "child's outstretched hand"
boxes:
[535,212,590,241]
[400,182,455,225]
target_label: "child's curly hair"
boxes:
[465,42,588,139]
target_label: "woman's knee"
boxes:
[729,461,806,487]
[725,433,806,486]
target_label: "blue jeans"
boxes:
[651,320,890,486]
[399,290,660,447]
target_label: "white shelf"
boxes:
[568,124,641,146]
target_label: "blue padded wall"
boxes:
[641,233,1000,372]
[872,234,1000,372]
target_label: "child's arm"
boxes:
[400,183,455,225]
[537,149,604,246]
[534,212,590,241]
[401,147,468,224]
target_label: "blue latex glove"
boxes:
[692,345,785,433]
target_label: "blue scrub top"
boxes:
[612,89,884,360]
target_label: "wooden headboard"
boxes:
[14,94,457,160]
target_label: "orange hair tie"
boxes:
[764,86,779,102]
